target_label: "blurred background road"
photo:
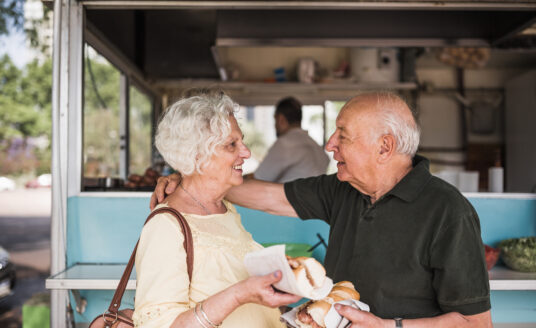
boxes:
[0,189,51,328]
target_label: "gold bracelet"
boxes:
[194,303,210,328]
[199,301,221,328]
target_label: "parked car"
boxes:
[25,173,52,188]
[0,177,16,191]
[0,245,16,301]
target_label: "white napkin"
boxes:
[280,299,370,328]
[244,244,333,300]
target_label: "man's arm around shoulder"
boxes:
[226,179,298,217]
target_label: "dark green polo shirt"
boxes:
[284,155,490,319]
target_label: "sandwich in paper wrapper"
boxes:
[244,245,370,328]
[244,244,333,300]
[281,282,370,328]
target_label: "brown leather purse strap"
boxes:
[108,207,194,314]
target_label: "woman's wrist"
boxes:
[231,279,250,306]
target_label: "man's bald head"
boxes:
[342,92,420,157]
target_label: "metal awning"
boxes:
[81,1,536,80]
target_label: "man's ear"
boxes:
[278,114,288,126]
[378,134,395,162]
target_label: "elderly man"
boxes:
[152,92,492,327]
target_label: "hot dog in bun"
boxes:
[286,255,327,295]
[295,281,360,328]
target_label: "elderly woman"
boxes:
[133,91,300,328]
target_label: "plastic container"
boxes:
[261,243,313,258]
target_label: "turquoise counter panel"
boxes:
[238,206,329,262]
[72,290,536,324]
[69,290,135,324]
[469,197,536,246]
[491,291,536,323]
[66,194,536,323]
[66,196,150,266]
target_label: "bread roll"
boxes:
[294,266,314,296]
[330,286,360,301]
[308,301,331,327]
[294,281,360,328]
[296,257,326,288]
[287,255,327,293]
[334,281,354,289]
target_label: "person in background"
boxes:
[134,91,300,328]
[152,92,492,327]
[253,97,329,183]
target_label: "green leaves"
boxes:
[0,53,52,176]
[0,0,23,36]
[0,54,51,141]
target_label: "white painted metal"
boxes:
[216,38,491,47]
[51,0,85,327]
[46,264,137,290]
[78,1,536,10]
[488,266,536,290]
[50,1,65,327]
[74,192,536,199]
[67,1,84,198]
[78,192,152,197]
[462,193,536,200]
[51,0,68,326]
[45,263,536,291]
[154,80,418,105]
[119,74,129,180]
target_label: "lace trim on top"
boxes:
[133,302,189,327]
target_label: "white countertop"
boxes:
[75,192,536,200]
[46,263,536,291]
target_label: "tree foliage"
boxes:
[129,85,152,175]
[0,0,23,36]
[0,54,52,175]
[83,50,121,177]
[0,54,50,140]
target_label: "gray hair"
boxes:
[364,92,421,157]
[155,91,237,175]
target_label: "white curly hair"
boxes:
[155,90,237,175]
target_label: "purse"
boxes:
[88,207,194,328]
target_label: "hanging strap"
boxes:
[107,207,194,314]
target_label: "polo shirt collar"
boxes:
[386,155,432,203]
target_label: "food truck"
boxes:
[46,1,536,327]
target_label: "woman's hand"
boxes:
[236,271,302,308]
[150,173,181,209]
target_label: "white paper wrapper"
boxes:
[244,244,333,300]
[280,299,370,328]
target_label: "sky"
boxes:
[0,27,32,68]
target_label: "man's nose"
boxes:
[325,134,337,152]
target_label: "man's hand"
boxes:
[335,304,390,328]
[336,304,493,328]
[150,173,181,210]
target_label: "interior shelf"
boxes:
[46,263,136,290]
[488,265,536,290]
